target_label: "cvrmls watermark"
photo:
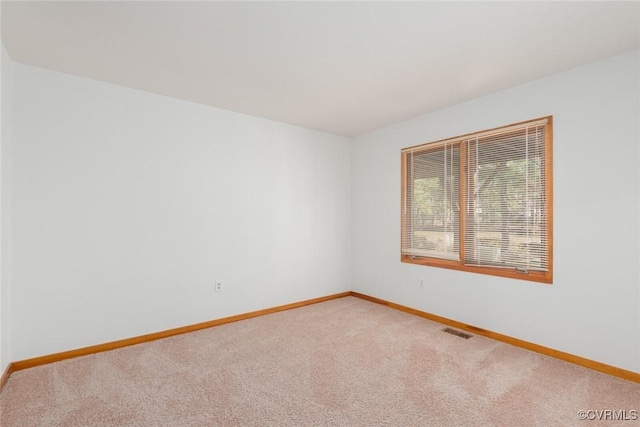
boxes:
[577,410,638,421]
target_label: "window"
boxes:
[401,117,553,284]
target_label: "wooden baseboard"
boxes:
[7,291,351,378]
[350,291,640,384]
[2,289,638,392]
[0,363,13,391]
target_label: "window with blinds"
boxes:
[401,117,553,284]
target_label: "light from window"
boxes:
[401,117,553,284]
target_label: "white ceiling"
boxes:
[2,1,639,137]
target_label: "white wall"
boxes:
[4,47,638,375]
[1,44,13,374]
[11,63,352,361]
[352,50,640,373]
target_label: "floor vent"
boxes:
[442,327,473,339]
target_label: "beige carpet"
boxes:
[1,296,638,426]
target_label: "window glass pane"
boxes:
[464,126,547,271]
[404,145,460,260]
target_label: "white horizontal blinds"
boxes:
[402,143,460,260]
[464,122,548,271]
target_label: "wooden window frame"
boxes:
[401,116,553,284]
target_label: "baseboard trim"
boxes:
[350,291,640,384]
[2,289,638,393]
[0,363,13,391]
[7,291,351,379]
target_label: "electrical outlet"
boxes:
[215,281,223,293]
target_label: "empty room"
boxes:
[1,1,639,425]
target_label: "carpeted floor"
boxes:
[1,296,638,426]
